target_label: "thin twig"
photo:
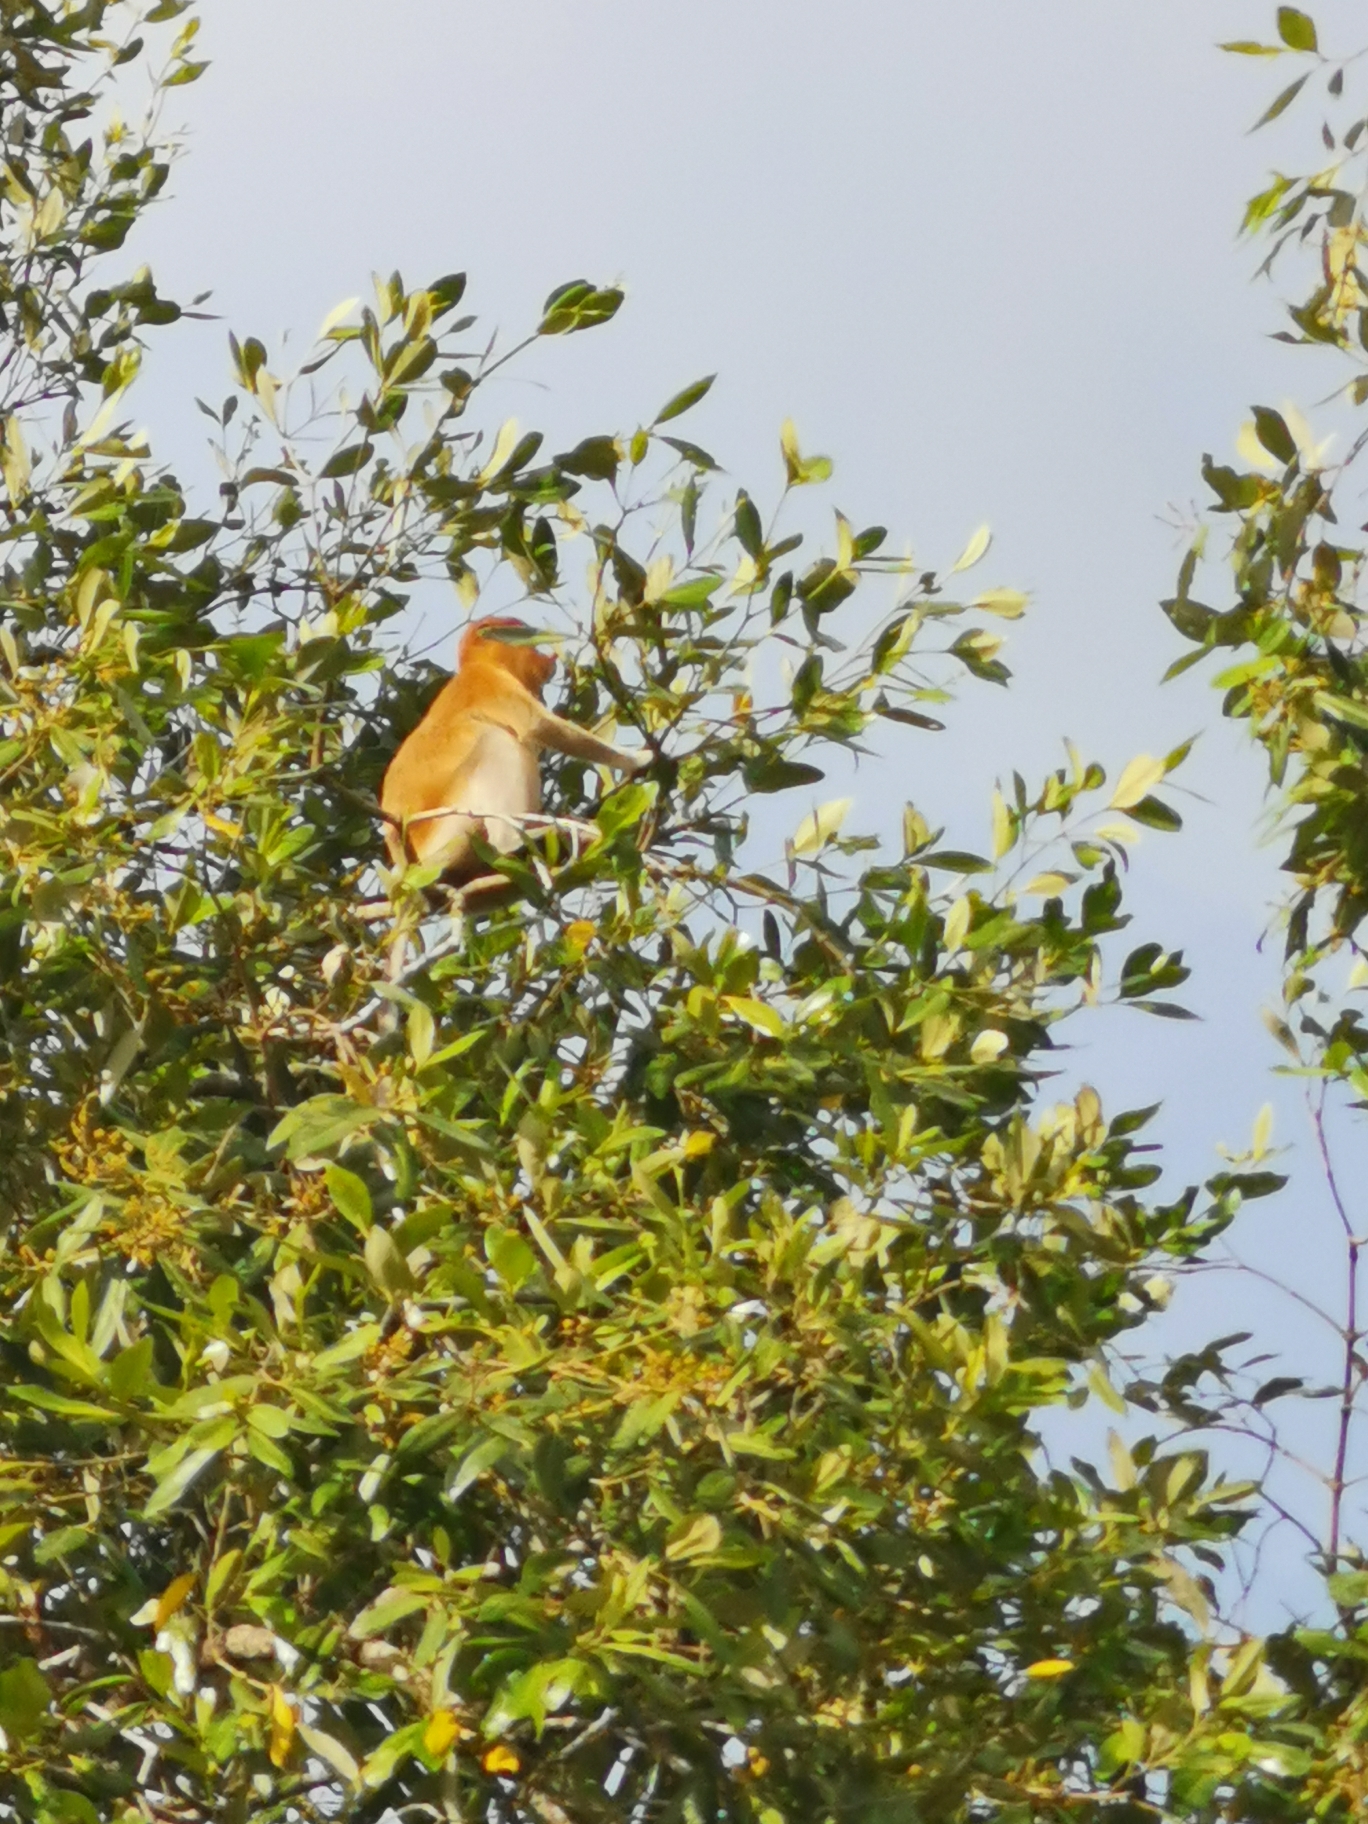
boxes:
[0,1614,106,1643]
[1314,1086,1361,1566]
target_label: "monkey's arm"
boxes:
[533,707,648,773]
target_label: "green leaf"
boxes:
[1251,405,1296,463]
[326,1163,372,1230]
[1208,1169,1289,1199]
[613,1391,680,1449]
[1314,690,1368,732]
[722,996,787,1039]
[484,1657,591,1737]
[1253,69,1310,127]
[654,374,715,424]
[1276,7,1317,51]
[108,1336,155,1401]
[12,1386,119,1422]
[314,1326,382,1374]
[485,1225,537,1291]
[1252,1374,1304,1406]
[33,1525,90,1566]
[665,1513,723,1561]
[0,1658,50,1741]
[1126,795,1183,833]
[348,1586,429,1639]
[741,757,826,793]
[143,1445,223,1519]
[660,575,721,607]
[268,1095,381,1161]
[792,798,852,855]
[596,779,658,840]
[557,435,620,482]
[878,704,945,731]
[320,441,374,479]
[247,1403,293,1440]
[386,335,437,387]
[365,1226,416,1301]
[449,1433,508,1500]
[206,1549,241,1608]
[660,435,719,470]
[916,850,994,873]
[428,271,468,316]
[734,491,764,558]
[1326,1571,1368,1606]
[538,281,624,336]
[397,1410,466,1459]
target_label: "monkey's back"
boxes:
[380,664,544,876]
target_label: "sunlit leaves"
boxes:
[1109,753,1166,809]
[951,522,992,573]
[973,586,1028,618]
[0,14,1279,1824]
[791,797,852,854]
[0,419,29,505]
[780,417,833,486]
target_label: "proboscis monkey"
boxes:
[380,616,647,889]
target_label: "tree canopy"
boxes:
[3,6,1368,1824]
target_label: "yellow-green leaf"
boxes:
[1108,754,1165,810]
[950,523,991,573]
[792,798,852,855]
[722,996,786,1039]
[665,1513,723,1561]
[973,587,1027,618]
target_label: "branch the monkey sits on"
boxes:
[380,616,647,890]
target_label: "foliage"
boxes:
[1158,8,1368,1820]
[0,7,1329,1824]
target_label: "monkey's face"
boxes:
[461,617,557,695]
[518,645,558,694]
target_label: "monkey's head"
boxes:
[458,615,557,696]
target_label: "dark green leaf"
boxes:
[428,272,468,316]
[1251,405,1296,463]
[917,850,994,873]
[538,281,625,335]
[741,758,826,793]
[734,491,764,559]
[878,704,945,731]
[661,435,719,471]
[557,436,621,482]
[1127,795,1183,832]
[320,441,374,479]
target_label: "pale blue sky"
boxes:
[124,1,1368,1615]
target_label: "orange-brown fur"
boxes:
[380,616,644,887]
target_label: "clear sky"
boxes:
[123,1,1368,1618]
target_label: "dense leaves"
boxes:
[1159,11,1368,1821]
[0,8,1328,1824]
